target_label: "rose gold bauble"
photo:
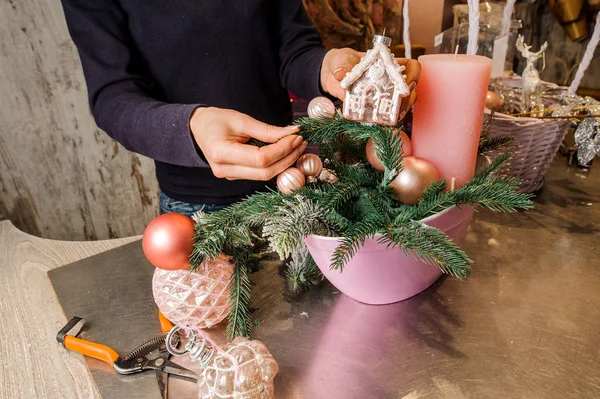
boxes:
[485,91,503,112]
[142,213,196,270]
[296,153,323,177]
[307,96,336,119]
[152,255,233,330]
[366,131,413,172]
[197,337,279,399]
[277,167,306,194]
[389,156,439,205]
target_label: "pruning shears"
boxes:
[57,314,193,399]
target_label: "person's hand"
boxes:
[190,107,308,181]
[320,48,421,118]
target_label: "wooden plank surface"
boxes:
[0,220,137,398]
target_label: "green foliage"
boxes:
[190,113,534,339]
[478,112,513,154]
[284,245,323,293]
[227,250,253,339]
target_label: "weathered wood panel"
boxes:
[0,0,158,240]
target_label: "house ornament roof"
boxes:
[340,39,410,96]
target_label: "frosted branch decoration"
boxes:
[568,13,600,95]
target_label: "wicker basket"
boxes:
[486,112,569,193]
[486,78,570,193]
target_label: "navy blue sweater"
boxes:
[61,0,327,204]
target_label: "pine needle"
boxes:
[227,252,253,339]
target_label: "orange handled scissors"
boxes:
[57,315,194,398]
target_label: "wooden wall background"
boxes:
[0,0,598,240]
[0,0,158,240]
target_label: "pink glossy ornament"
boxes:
[485,91,503,112]
[389,156,439,205]
[152,255,233,330]
[197,337,279,399]
[142,213,196,270]
[276,167,306,194]
[307,96,336,119]
[366,131,413,172]
[296,153,323,177]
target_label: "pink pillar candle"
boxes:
[411,54,492,188]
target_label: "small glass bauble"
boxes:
[307,96,336,119]
[296,153,323,177]
[152,255,233,330]
[276,167,306,194]
[389,156,439,205]
[197,337,279,399]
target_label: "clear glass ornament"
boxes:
[152,255,233,330]
[516,35,548,116]
[196,337,279,399]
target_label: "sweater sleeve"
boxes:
[60,0,207,168]
[277,0,329,101]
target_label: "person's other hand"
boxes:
[190,107,307,181]
[320,48,421,117]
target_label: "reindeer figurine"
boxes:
[516,35,548,115]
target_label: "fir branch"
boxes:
[380,221,472,279]
[330,194,387,270]
[370,126,404,185]
[478,135,514,154]
[262,196,328,259]
[227,252,253,339]
[478,111,513,153]
[469,153,510,184]
[284,245,322,293]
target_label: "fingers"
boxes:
[398,58,421,86]
[239,114,299,143]
[213,142,309,181]
[212,135,304,168]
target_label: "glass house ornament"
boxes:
[340,34,410,126]
[515,35,548,115]
[152,255,233,330]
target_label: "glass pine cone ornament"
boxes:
[152,255,233,330]
[197,337,279,399]
[307,96,336,119]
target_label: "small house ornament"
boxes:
[341,33,410,126]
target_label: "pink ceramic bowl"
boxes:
[304,206,475,305]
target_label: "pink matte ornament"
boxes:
[296,153,323,177]
[276,167,306,194]
[152,255,233,330]
[365,131,412,171]
[307,96,336,119]
[389,156,439,205]
[142,213,195,270]
[197,337,279,399]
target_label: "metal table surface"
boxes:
[49,157,600,399]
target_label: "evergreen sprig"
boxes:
[227,250,253,339]
[189,113,533,339]
[285,245,322,293]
